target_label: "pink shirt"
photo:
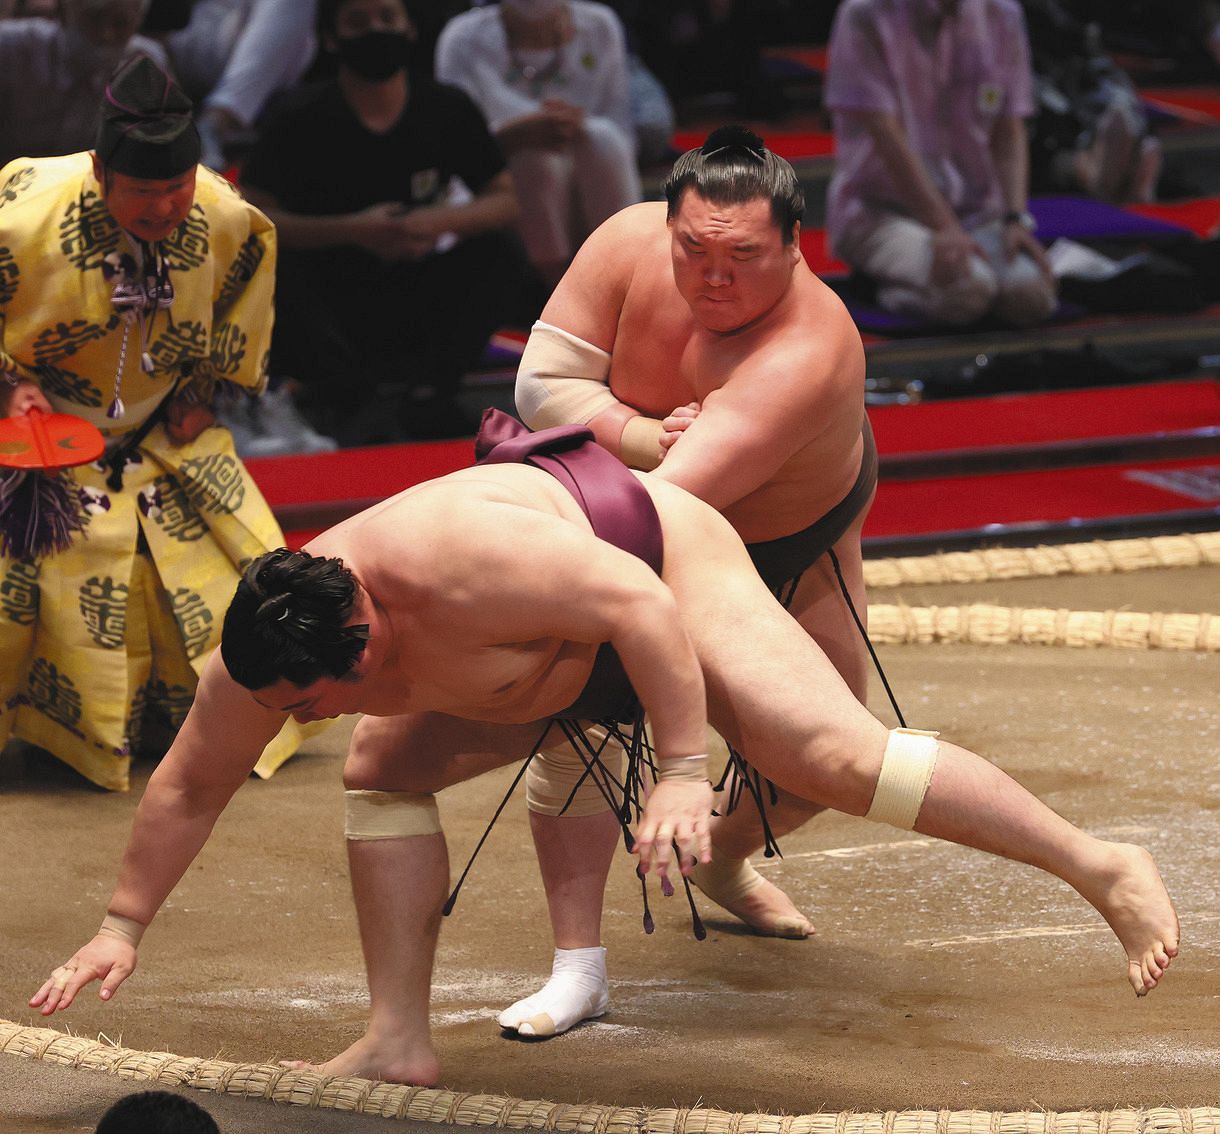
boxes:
[825,0,1035,253]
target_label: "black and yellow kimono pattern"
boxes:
[0,153,308,789]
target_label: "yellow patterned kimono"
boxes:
[0,153,309,790]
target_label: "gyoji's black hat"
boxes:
[96,54,201,180]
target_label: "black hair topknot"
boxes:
[664,126,804,242]
[700,125,766,156]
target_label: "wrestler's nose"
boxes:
[704,261,732,286]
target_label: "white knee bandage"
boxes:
[527,727,624,818]
[344,790,441,840]
[864,728,940,830]
[515,321,616,429]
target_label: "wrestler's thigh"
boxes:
[345,712,554,794]
[666,528,885,800]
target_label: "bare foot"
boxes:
[690,855,814,938]
[278,1031,440,1085]
[1077,842,1180,996]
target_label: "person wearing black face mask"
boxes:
[333,20,414,81]
[240,0,535,445]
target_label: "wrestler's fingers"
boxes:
[673,823,708,875]
[632,828,656,873]
[33,965,79,1015]
[97,955,135,1002]
[28,977,56,1009]
[652,828,675,880]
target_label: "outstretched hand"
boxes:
[633,778,713,883]
[29,935,137,1016]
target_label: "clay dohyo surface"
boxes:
[2,566,1217,1125]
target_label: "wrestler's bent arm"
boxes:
[30,653,287,1015]
[654,343,855,511]
[518,207,659,462]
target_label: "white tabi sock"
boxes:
[498,946,609,1038]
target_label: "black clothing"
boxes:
[241,78,530,441]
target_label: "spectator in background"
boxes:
[240,0,527,444]
[0,0,166,169]
[95,1090,219,1133]
[147,0,318,169]
[825,0,1057,328]
[1023,0,1160,203]
[436,0,641,288]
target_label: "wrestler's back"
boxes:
[575,203,867,543]
[304,465,737,726]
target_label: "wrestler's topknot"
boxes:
[221,548,369,690]
[700,125,766,158]
[664,128,805,244]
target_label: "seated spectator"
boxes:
[0,0,166,169]
[96,1090,218,1133]
[240,0,530,444]
[1023,0,1160,203]
[436,0,642,288]
[144,0,318,170]
[825,0,1058,328]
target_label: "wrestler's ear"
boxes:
[788,220,801,263]
[90,151,104,185]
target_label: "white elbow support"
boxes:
[344,789,441,839]
[515,320,616,429]
[864,727,940,830]
[526,726,624,817]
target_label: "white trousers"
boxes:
[846,215,1057,327]
[509,116,641,265]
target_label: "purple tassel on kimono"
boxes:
[0,466,89,560]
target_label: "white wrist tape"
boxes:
[344,790,441,840]
[619,414,665,471]
[515,321,616,429]
[98,913,145,948]
[657,753,710,784]
[527,726,625,817]
[864,727,940,830]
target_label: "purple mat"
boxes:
[1029,196,1190,242]
[842,298,1087,337]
